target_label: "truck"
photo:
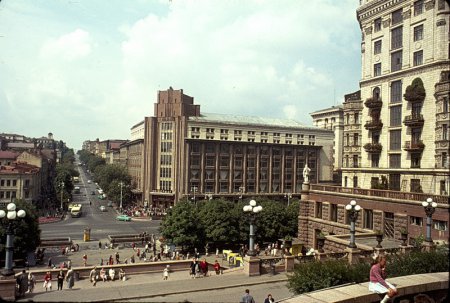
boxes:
[70,205,82,218]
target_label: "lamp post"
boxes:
[421,198,438,243]
[239,186,245,200]
[345,200,361,249]
[243,199,263,257]
[0,202,26,276]
[191,186,198,206]
[119,181,124,213]
[60,181,64,210]
[284,193,292,207]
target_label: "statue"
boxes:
[303,164,311,184]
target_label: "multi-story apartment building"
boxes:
[310,105,344,182]
[340,0,450,195]
[142,87,334,210]
[0,162,41,206]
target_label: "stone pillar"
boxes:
[284,255,295,272]
[301,182,310,201]
[0,275,16,301]
[345,247,361,265]
[243,256,261,276]
[422,241,436,252]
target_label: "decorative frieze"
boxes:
[436,19,446,27]
[383,18,391,28]
[364,26,373,35]
[425,0,436,10]
[402,9,411,19]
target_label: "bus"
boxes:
[73,176,79,183]
[74,186,80,194]
[70,205,82,218]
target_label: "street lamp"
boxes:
[421,198,438,243]
[345,200,361,249]
[243,199,263,257]
[119,181,124,213]
[0,202,26,276]
[284,193,292,207]
[60,181,65,210]
[191,186,198,206]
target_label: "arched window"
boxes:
[373,87,381,100]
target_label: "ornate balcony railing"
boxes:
[363,142,382,153]
[403,140,425,152]
[403,114,424,127]
[364,98,382,109]
[309,184,449,204]
[364,119,383,130]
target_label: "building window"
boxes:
[389,174,401,190]
[374,17,382,32]
[443,97,449,113]
[391,50,402,72]
[433,220,448,231]
[389,154,401,168]
[330,204,337,222]
[353,176,358,188]
[344,176,348,187]
[410,179,422,192]
[413,50,423,66]
[391,26,403,50]
[353,133,359,146]
[390,130,402,150]
[414,0,424,16]
[442,152,448,167]
[443,124,448,140]
[390,80,402,103]
[372,154,380,167]
[411,153,421,168]
[410,216,423,226]
[364,209,374,229]
[374,40,382,54]
[413,24,424,41]
[315,202,322,219]
[373,87,381,100]
[391,9,403,25]
[12,180,17,187]
[390,106,402,126]
[353,155,359,168]
[374,63,381,77]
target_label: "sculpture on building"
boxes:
[303,164,311,184]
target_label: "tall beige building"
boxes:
[341,0,450,195]
[143,87,334,210]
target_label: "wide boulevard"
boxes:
[40,164,160,242]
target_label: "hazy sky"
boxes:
[0,0,361,150]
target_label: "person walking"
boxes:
[90,266,98,286]
[66,267,75,289]
[27,272,36,294]
[264,294,275,303]
[56,270,65,290]
[240,289,255,303]
[200,258,208,277]
[16,269,28,297]
[98,241,102,250]
[83,254,88,266]
[115,251,120,264]
[109,255,114,265]
[163,265,170,280]
[213,260,221,275]
[189,258,197,278]
[369,254,398,303]
[43,271,52,291]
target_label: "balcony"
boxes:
[364,97,382,109]
[364,119,383,131]
[363,142,382,153]
[403,140,425,152]
[403,114,424,127]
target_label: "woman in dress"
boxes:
[43,271,52,291]
[369,255,398,303]
[27,272,36,293]
[100,267,107,282]
[66,266,75,289]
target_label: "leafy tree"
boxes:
[54,163,75,204]
[283,199,300,237]
[160,201,204,250]
[0,199,41,260]
[94,164,130,194]
[107,179,132,207]
[88,156,106,173]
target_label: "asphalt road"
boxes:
[40,164,161,242]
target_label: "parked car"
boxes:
[116,214,131,222]
[91,191,95,195]
[99,206,106,212]
[87,180,91,184]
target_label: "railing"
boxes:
[363,142,382,153]
[403,114,424,126]
[403,140,425,151]
[309,184,449,204]
[364,98,382,108]
[364,120,383,130]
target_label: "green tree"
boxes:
[107,179,132,207]
[94,164,130,195]
[160,201,204,250]
[88,156,106,174]
[0,199,41,260]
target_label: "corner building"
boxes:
[343,0,450,194]
[143,88,334,209]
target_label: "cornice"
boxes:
[357,0,406,24]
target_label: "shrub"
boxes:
[386,249,449,277]
[404,78,426,102]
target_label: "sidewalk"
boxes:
[18,269,288,302]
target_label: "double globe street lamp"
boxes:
[421,198,438,244]
[0,202,26,276]
[243,199,263,257]
[345,200,361,249]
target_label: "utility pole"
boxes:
[119,181,123,213]
[60,181,64,210]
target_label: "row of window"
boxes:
[191,143,317,157]
[372,1,424,33]
[190,127,315,139]
[373,50,423,77]
[189,182,311,194]
[0,179,18,187]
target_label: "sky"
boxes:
[0,0,361,150]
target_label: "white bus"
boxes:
[70,205,82,218]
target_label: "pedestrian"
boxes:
[214,260,221,275]
[264,293,275,303]
[200,258,208,277]
[16,269,28,297]
[215,248,219,258]
[115,251,120,264]
[109,255,114,265]
[137,248,141,258]
[66,267,75,289]
[90,266,98,286]
[57,270,65,290]
[189,258,197,278]
[43,271,52,291]
[109,268,116,281]
[369,254,398,303]
[27,272,36,293]
[67,260,72,269]
[83,254,88,266]
[163,265,169,280]
[100,267,107,282]
[240,289,256,303]
[47,257,52,268]
[99,241,102,250]
[119,268,126,281]
[130,254,135,264]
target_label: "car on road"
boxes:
[99,206,106,212]
[91,191,95,195]
[116,214,131,222]
[87,180,91,184]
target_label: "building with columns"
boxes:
[142,87,334,210]
[340,0,450,195]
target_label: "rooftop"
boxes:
[310,105,344,116]
[0,150,19,159]
[189,112,323,131]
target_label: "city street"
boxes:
[40,165,160,242]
